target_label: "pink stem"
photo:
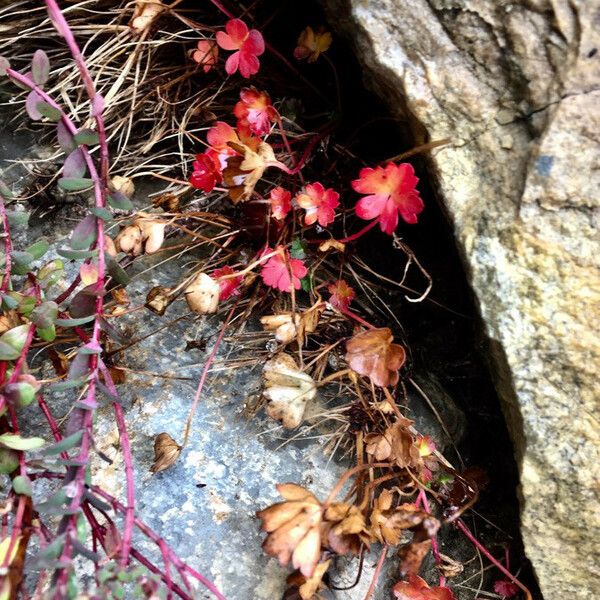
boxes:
[455,519,532,600]
[337,220,378,244]
[363,544,388,600]
[0,196,13,292]
[339,307,375,330]
[182,307,236,446]
[416,489,445,587]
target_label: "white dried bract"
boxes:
[104,234,118,257]
[262,354,316,429]
[184,272,220,314]
[135,218,166,254]
[260,313,301,344]
[114,224,143,256]
[130,1,165,33]
[111,175,135,198]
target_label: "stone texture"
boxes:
[322,1,600,598]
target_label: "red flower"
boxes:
[261,247,308,292]
[296,182,340,227]
[216,18,265,78]
[234,87,278,136]
[493,579,519,598]
[190,152,222,192]
[393,575,456,600]
[192,40,218,73]
[213,265,242,300]
[327,280,355,311]
[352,163,424,234]
[269,187,292,221]
[206,121,241,168]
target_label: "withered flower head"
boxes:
[184,272,220,314]
[322,502,372,555]
[150,432,182,474]
[115,224,143,256]
[111,175,135,198]
[369,492,435,546]
[257,483,323,577]
[262,354,316,429]
[135,217,166,254]
[153,192,180,212]
[345,327,406,387]
[365,419,419,469]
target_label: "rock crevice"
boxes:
[323,1,600,598]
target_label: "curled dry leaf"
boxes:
[345,327,406,387]
[150,432,182,474]
[398,539,433,577]
[145,286,173,316]
[257,483,323,577]
[322,503,371,555]
[286,559,331,600]
[223,140,276,202]
[365,419,420,468]
[184,273,220,314]
[262,354,316,428]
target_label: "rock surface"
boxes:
[322,0,600,598]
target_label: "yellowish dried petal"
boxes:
[150,432,181,473]
[184,273,220,314]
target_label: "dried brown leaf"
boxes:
[257,483,323,577]
[322,503,371,555]
[345,327,406,387]
[150,432,182,474]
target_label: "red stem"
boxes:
[337,220,378,244]
[416,489,445,586]
[455,519,532,600]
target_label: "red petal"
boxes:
[216,31,238,51]
[238,52,260,78]
[225,19,248,45]
[355,193,386,220]
[244,29,265,55]
[225,52,240,75]
[379,198,400,234]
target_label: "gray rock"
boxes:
[321,1,600,598]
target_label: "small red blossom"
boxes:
[393,574,456,600]
[269,187,292,221]
[352,163,424,234]
[206,121,240,169]
[216,18,264,78]
[213,266,242,300]
[296,182,340,227]
[493,579,519,598]
[327,280,355,311]
[234,87,278,136]
[190,152,222,193]
[192,40,218,73]
[261,247,308,292]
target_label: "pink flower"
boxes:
[206,121,241,168]
[192,40,218,73]
[233,87,278,136]
[352,163,424,234]
[261,247,307,292]
[213,265,242,300]
[190,152,222,193]
[269,187,292,221]
[216,18,265,78]
[295,182,340,227]
[327,280,355,311]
